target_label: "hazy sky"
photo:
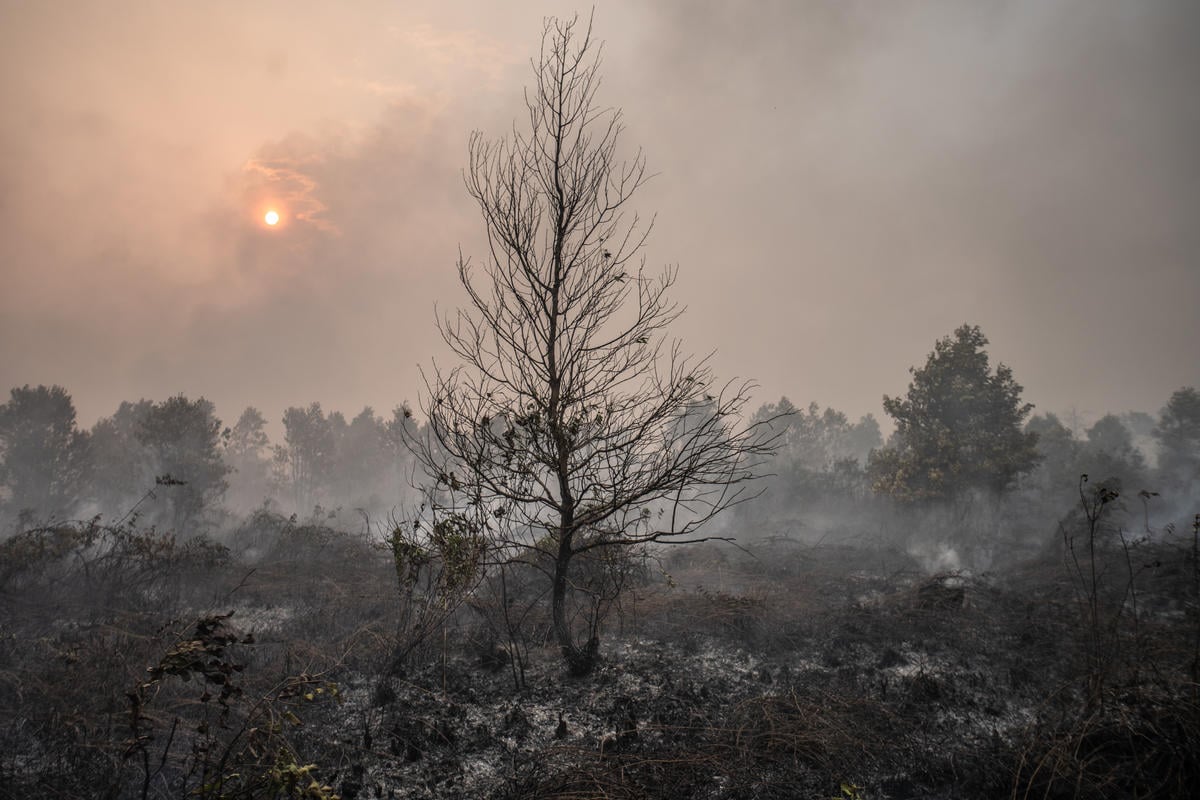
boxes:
[2,0,1197,435]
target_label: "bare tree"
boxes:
[410,15,777,675]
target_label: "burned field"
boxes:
[2,513,1197,799]
[3,4,1198,799]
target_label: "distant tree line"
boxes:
[736,325,1199,555]
[1,352,1194,543]
[0,387,423,532]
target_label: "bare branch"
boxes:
[409,14,778,675]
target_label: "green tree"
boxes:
[410,16,776,675]
[758,399,881,473]
[1082,414,1146,492]
[845,413,883,465]
[1154,386,1200,493]
[329,407,392,511]
[868,324,1040,504]
[137,395,230,530]
[0,385,90,522]
[277,403,335,512]
[747,398,880,518]
[223,406,273,509]
[1024,412,1081,502]
[88,400,155,516]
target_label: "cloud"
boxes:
[242,149,337,234]
[394,22,519,86]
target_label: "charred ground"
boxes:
[2,505,1197,799]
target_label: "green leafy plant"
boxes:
[122,613,342,800]
[383,508,487,670]
[832,780,865,800]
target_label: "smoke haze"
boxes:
[2,0,1197,429]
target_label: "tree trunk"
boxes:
[551,535,599,676]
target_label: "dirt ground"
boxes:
[2,523,1198,799]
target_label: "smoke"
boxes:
[1,0,1197,439]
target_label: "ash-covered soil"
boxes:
[307,542,1197,799]
[3,526,1197,799]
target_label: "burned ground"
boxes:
[1,515,1198,799]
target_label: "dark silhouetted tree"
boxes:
[223,406,273,510]
[0,385,90,523]
[137,395,229,530]
[88,400,154,516]
[1121,410,1156,441]
[1082,414,1146,492]
[845,413,883,465]
[757,399,881,474]
[1024,412,1081,503]
[330,407,392,510]
[409,15,777,675]
[277,403,335,512]
[1154,386,1200,494]
[744,398,880,525]
[868,324,1040,505]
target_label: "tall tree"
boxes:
[1024,412,1081,502]
[88,400,155,517]
[410,15,776,675]
[845,413,883,465]
[137,395,230,530]
[1154,386,1200,493]
[868,324,1040,504]
[330,407,392,510]
[1082,414,1146,492]
[223,406,273,510]
[0,385,90,522]
[742,398,879,528]
[757,398,881,474]
[277,403,335,512]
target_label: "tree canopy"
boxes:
[1155,386,1200,492]
[137,395,229,530]
[868,324,1040,504]
[0,385,90,523]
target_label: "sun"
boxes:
[264,210,280,226]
